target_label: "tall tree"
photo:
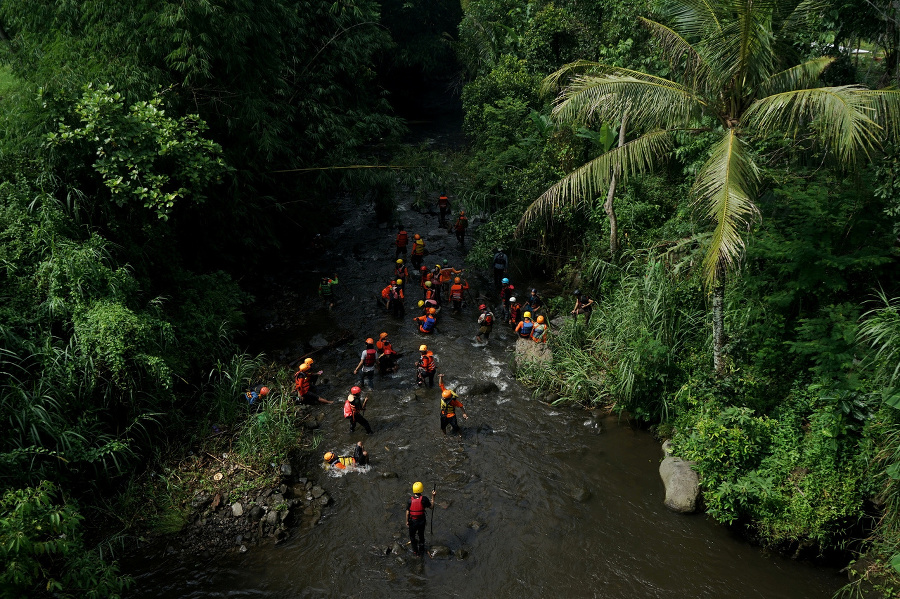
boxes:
[519,0,900,375]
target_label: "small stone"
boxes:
[279,484,288,494]
[239,544,248,553]
[231,502,243,517]
[429,545,452,559]
[469,520,485,531]
[380,472,399,479]
[191,493,211,510]
[311,486,325,498]
[316,412,325,423]
[266,510,278,526]
[236,534,243,545]
[298,477,308,486]
[437,500,452,509]
[249,506,264,521]
[318,493,330,506]
[455,548,469,560]
[271,493,285,506]
[391,541,405,555]
[291,483,306,497]
[304,420,319,430]
[572,487,592,503]
[275,530,288,544]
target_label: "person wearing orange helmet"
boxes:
[438,374,468,435]
[410,233,426,270]
[353,338,378,389]
[453,210,468,245]
[242,384,270,406]
[376,332,401,375]
[323,441,368,470]
[294,363,332,404]
[344,386,372,434]
[475,303,494,345]
[531,315,549,343]
[437,192,450,227]
[449,276,469,313]
[395,225,409,260]
[415,344,437,387]
[303,357,324,392]
[413,307,437,334]
[438,261,462,301]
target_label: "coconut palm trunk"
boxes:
[604,111,628,259]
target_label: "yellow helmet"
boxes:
[425,281,432,287]
[396,279,403,285]
[396,258,403,264]
[299,363,310,372]
[442,389,453,398]
[418,300,425,307]
[419,344,428,352]
[324,452,335,462]
[523,311,531,318]
[304,358,313,365]
[412,482,424,494]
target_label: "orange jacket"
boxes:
[449,281,469,300]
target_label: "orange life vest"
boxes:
[438,195,449,208]
[396,231,408,247]
[295,372,310,396]
[382,285,392,299]
[418,354,435,372]
[344,396,358,418]
[450,283,465,300]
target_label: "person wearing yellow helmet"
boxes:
[515,312,535,338]
[453,210,468,245]
[438,374,469,435]
[415,345,437,387]
[294,362,333,405]
[394,258,409,282]
[406,481,436,557]
[324,441,368,470]
[531,314,549,343]
[389,278,405,318]
[395,226,408,260]
[353,338,378,389]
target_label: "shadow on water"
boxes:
[124,192,845,598]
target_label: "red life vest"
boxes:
[344,398,355,418]
[379,340,396,355]
[409,495,425,518]
[363,348,377,366]
[418,354,435,371]
[483,312,494,325]
[396,231,408,247]
[382,285,391,299]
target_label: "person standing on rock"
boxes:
[344,386,372,434]
[410,234,426,271]
[531,315,549,343]
[475,304,494,345]
[406,482,436,557]
[438,374,469,435]
[437,192,450,227]
[395,226,408,261]
[515,312,535,339]
[453,210,468,245]
[507,296,522,327]
[492,249,508,289]
[353,338,378,389]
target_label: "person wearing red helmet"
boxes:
[353,338,378,389]
[438,374,468,435]
[475,303,494,345]
[344,386,372,434]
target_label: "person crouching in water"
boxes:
[475,304,493,345]
[344,386,373,434]
[531,315,549,343]
[324,442,368,470]
[438,374,469,435]
[416,345,436,387]
[414,307,437,334]
[515,311,535,339]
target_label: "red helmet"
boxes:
[350,386,362,395]
[479,304,486,311]
[420,266,427,271]
[508,284,515,290]
[259,386,270,396]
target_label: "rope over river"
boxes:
[122,189,845,598]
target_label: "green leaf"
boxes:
[886,463,900,480]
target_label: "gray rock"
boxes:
[191,493,212,510]
[235,534,243,545]
[291,483,307,497]
[280,464,293,477]
[309,334,328,349]
[249,506,264,522]
[279,483,288,494]
[279,509,292,523]
[303,419,320,430]
[469,381,500,395]
[318,493,330,507]
[455,548,469,560]
[311,486,325,498]
[469,520,486,531]
[546,393,560,404]
[270,493,285,507]
[380,472,399,479]
[391,541,405,555]
[550,317,566,329]
[659,451,699,514]
[571,487,592,503]
[231,502,243,517]
[265,510,279,526]
[513,337,553,367]
[429,545,452,559]
[316,412,325,423]
[239,544,248,553]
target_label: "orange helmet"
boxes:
[379,332,389,339]
[365,337,374,345]
[442,389,453,398]
[414,233,421,240]
[428,307,436,314]
[324,452,335,462]
[299,363,310,372]
[259,386,270,396]
[460,210,465,216]
[537,315,545,323]
[304,358,313,365]
[454,277,460,284]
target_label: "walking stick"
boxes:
[430,483,436,537]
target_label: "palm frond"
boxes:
[758,56,835,97]
[776,0,828,34]
[518,130,675,233]
[662,0,724,39]
[540,60,606,97]
[551,72,706,130]
[638,17,711,90]
[693,128,760,287]
[857,89,900,142]
[743,86,882,164]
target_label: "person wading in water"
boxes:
[406,482,436,557]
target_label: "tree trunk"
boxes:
[712,267,726,376]
[604,111,628,259]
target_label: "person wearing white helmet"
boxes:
[507,296,521,326]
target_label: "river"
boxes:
[124,186,845,598]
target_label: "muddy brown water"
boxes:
[125,197,845,598]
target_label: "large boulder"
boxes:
[659,441,699,513]
[514,337,552,367]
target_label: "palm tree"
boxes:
[520,0,900,375]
